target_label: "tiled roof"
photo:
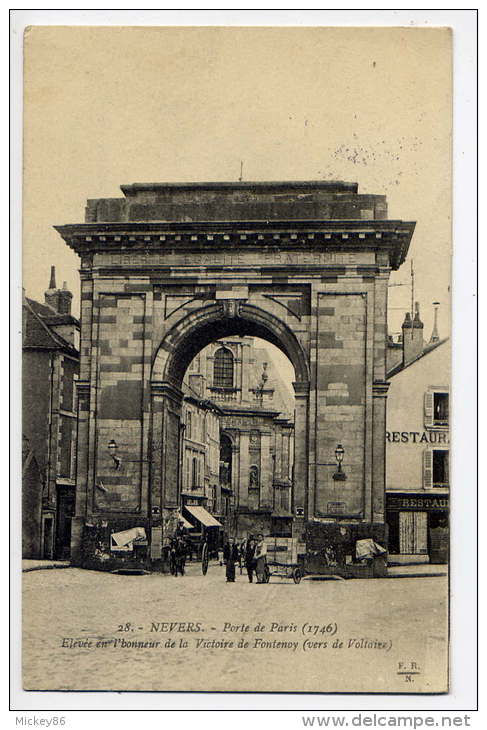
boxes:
[27,298,79,326]
[23,298,79,356]
[26,298,58,318]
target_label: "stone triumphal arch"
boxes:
[55,181,414,569]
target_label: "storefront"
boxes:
[386,492,449,564]
[182,503,223,557]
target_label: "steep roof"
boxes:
[27,298,79,326]
[23,297,79,357]
[387,337,449,379]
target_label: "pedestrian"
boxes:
[239,537,247,574]
[169,536,179,576]
[175,519,186,538]
[175,536,187,576]
[245,535,257,583]
[254,534,268,583]
[223,536,239,582]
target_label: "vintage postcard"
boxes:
[21,24,453,695]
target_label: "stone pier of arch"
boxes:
[55,180,415,573]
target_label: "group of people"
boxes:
[169,522,269,583]
[222,534,268,584]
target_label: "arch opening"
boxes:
[151,306,305,542]
[152,303,309,388]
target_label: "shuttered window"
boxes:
[424,391,434,427]
[425,389,449,427]
[423,449,433,489]
[213,347,234,388]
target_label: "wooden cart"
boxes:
[263,537,305,584]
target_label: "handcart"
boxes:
[263,537,304,584]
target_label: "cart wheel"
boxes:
[292,568,302,584]
[201,543,209,575]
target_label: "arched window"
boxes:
[213,347,234,388]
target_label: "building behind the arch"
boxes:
[22,270,79,560]
[181,337,295,541]
[54,180,415,573]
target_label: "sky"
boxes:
[23,25,452,386]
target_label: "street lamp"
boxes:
[316,444,347,481]
[333,444,346,481]
[108,439,122,470]
[255,362,269,404]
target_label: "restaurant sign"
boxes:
[387,494,449,511]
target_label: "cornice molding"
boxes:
[150,381,184,404]
[54,219,415,270]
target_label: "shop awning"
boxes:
[185,505,223,528]
[176,514,193,529]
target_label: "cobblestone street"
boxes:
[22,561,448,694]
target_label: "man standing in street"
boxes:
[223,536,239,582]
[245,535,257,583]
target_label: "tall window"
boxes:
[185,456,190,488]
[213,347,234,388]
[192,456,198,487]
[434,393,449,425]
[424,389,449,428]
[220,434,232,486]
[433,450,449,487]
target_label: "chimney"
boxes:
[429,301,440,343]
[402,302,424,365]
[44,267,73,315]
[49,265,56,289]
